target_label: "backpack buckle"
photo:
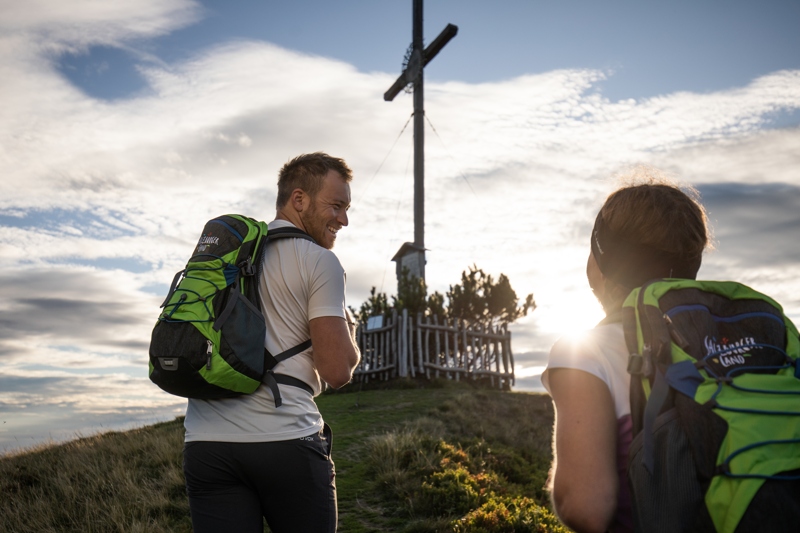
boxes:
[628,347,653,376]
[240,257,256,276]
[628,353,644,375]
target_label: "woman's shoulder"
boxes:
[551,322,624,358]
[545,322,631,416]
[545,323,626,383]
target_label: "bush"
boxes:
[418,463,502,518]
[453,496,569,533]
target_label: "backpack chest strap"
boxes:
[262,339,313,406]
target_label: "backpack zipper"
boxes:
[663,313,691,353]
[206,340,213,369]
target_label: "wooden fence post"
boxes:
[402,308,410,377]
[416,312,425,379]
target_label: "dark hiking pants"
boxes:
[183,424,336,532]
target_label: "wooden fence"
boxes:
[353,309,515,390]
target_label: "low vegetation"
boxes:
[1,383,566,532]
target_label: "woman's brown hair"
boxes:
[591,168,711,308]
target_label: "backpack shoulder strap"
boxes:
[264,340,313,370]
[265,226,318,245]
[252,225,318,272]
[257,225,319,407]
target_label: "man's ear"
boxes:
[290,188,308,213]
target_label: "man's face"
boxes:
[300,170,351,250]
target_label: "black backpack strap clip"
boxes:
[628,353,645,375]
[239,256,256,277]
[628,345,654,377]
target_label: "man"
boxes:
[182,152,361,533]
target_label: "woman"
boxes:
[543,171,710,533]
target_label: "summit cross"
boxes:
[385,0,457,283]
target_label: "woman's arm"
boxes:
[548,367,619,533]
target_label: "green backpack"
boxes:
[622,279,800,533]
[149,214,315,406]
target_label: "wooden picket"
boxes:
[353,312,514,390]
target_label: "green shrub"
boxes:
[415,441,503,517]
[419,465,488,516]
[452,496,569,533]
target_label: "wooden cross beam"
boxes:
[385,0,458,283]
[383,21,459,103]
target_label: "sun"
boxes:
[539,289,606,342]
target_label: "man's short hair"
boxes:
[276,152,353,209]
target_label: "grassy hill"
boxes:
[0,383,567,532]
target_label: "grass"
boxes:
[0,418,188,532]
[1,382,565,532]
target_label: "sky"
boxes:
[1,0,799,454]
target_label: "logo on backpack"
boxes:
[704,335,758,367]
[196,233,220,253]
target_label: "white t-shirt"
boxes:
[542,323,630,420]
[184,219,348,443]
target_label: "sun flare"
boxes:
[540,289,606,342]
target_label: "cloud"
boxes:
[0,0,201,46]
[0,267,160,361]
[700,182,800,265]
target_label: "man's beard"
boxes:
[301,203,334,250]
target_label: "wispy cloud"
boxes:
[0,268,156,355]
[0,0,201,43]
